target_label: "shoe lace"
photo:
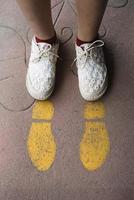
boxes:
[71,40,104,69]
[32,43,62,63]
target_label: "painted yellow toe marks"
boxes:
[84,102,105,119]
[32,101,54,120]
[80,102,110,171]
[27,101,56,171]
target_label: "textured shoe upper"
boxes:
[27,37,59,94]
[75,40,107,100]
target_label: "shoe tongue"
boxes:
[80,43,92,50]
[38,42,51,50]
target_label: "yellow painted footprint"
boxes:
[27,101,56,171]
[80,102,110,171]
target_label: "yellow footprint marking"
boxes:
[27,101,56,171]
[84,102,105,119]
[32,101,54,120]
[80,102,110,171]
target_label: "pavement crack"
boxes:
[0,75,14,82]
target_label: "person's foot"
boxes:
[75,40,108,101]
[26,37,59,100]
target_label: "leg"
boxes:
[75,0,108,41]
[16,0,55,39]
[17,0,59,100]
[75,0,108,101]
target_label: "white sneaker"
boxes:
[26,37,59,100]
[75,40,108,101]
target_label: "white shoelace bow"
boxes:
[71,40,104,69]
[32,43,61,63]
